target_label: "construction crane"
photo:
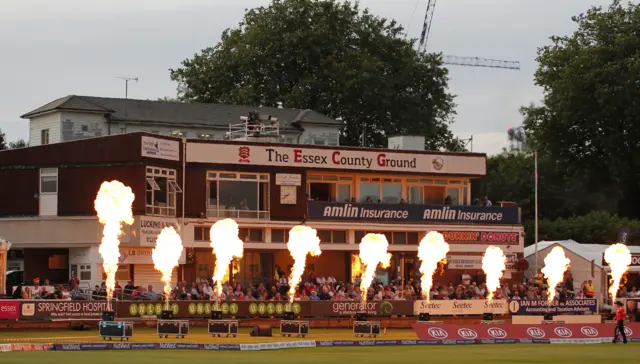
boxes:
[417,0,520,70]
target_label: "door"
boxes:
[260,253,274,286]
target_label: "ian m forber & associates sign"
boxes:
[307,202,520,224]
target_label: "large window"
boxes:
[307,175,353,202]
[358,177,402,203]
[146,167,181,216]
[40,168,58,194]
[354,231,419,245]
[317,230,347,244]
[207,172,269,219]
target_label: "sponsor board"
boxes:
[19,300,109,320]
[413,300,508,315]
[138,217,179,247]
[116,300,412,319]
[187,143,485,175]
[0,300,19,320]
[446,254,518,271]
[412,323,640,341]
[508,299,597,315]
[141,136,180,161]
[307,202,520,224]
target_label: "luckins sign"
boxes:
[306,202,520,224]
[186,143,486,175]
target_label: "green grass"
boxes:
[1,345,639,364]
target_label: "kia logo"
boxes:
[580,327,598,337]
[527,327,545,338]
[554,327,572,338]
[624,327,633,336]
[487,328,508,339]
[458,328,478,339]
[427,327,448,339]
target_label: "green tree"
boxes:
[524,211,640,246]
[0,129,7,150]
[8,139,28,149]
[522,1,640,218]
[170,0,462,150]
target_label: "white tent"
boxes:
[523,239,640,301]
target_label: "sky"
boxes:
[0,0,614,155]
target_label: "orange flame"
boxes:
[604,243,632,303]
[287,226,322,302]
[541,246,571,303]
[94,181,135,309]
[417,231,449,302]
[351,254,363,283]
[209,219,244,300]
[359,234,392,301]
[152,226,183,306]
[482,246,507,301]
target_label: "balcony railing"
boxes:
[305,201,521,225]
[207,206,270,220]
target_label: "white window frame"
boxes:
[39,168,58,194]
[307,174,354,202]
[146,166,178,216]
[206,171,270,220]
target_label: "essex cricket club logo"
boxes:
[238,146,251,163]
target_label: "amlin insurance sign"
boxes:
[187,143,486,175]
[307,202,520,224]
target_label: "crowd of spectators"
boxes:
[8,269,640,305]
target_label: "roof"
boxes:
[524,239,640,268]
[20,95,340,128]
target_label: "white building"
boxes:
[21,95,342,147]
[524,239,640,302]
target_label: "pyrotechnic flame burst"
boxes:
[482,245,507,301]
[94,181,135,309]
[417,231,449,302]
[541,246,571,303]
[359,234,392,301]
[604,243,632,303]
[210,219,244,301]
[351,255,363,283]
[152,226,183,306]
[287,226,322,302]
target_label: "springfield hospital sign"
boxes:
[186,143,486,175]
[307,202,521,224]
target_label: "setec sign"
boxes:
[187,143,486,175]
[306,202,520,224]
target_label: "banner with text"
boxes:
[187,143,485,175]
[306,202,520,225]
[0,300,19,320]
[413,300,508,315]
[18,300,109,320]
[412,323,639,342]
[508,299,597,315]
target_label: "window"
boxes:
[80,264,92,280]
[270,229,289,243]
[207,172,269,219]
[354,231,418,245]
[358,177,402,203]
[40,168,58,194]
[307,174,353,202]
[146,167,179,216]
[41,129,49,145]
[317,230,347,244]
[194,226,211,242]
[195,226,264,243]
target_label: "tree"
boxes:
[170,0,462,150]
[0,129,7,150]
[524,211,640,246]
[8,139,28,149]
[522,1,640,219]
